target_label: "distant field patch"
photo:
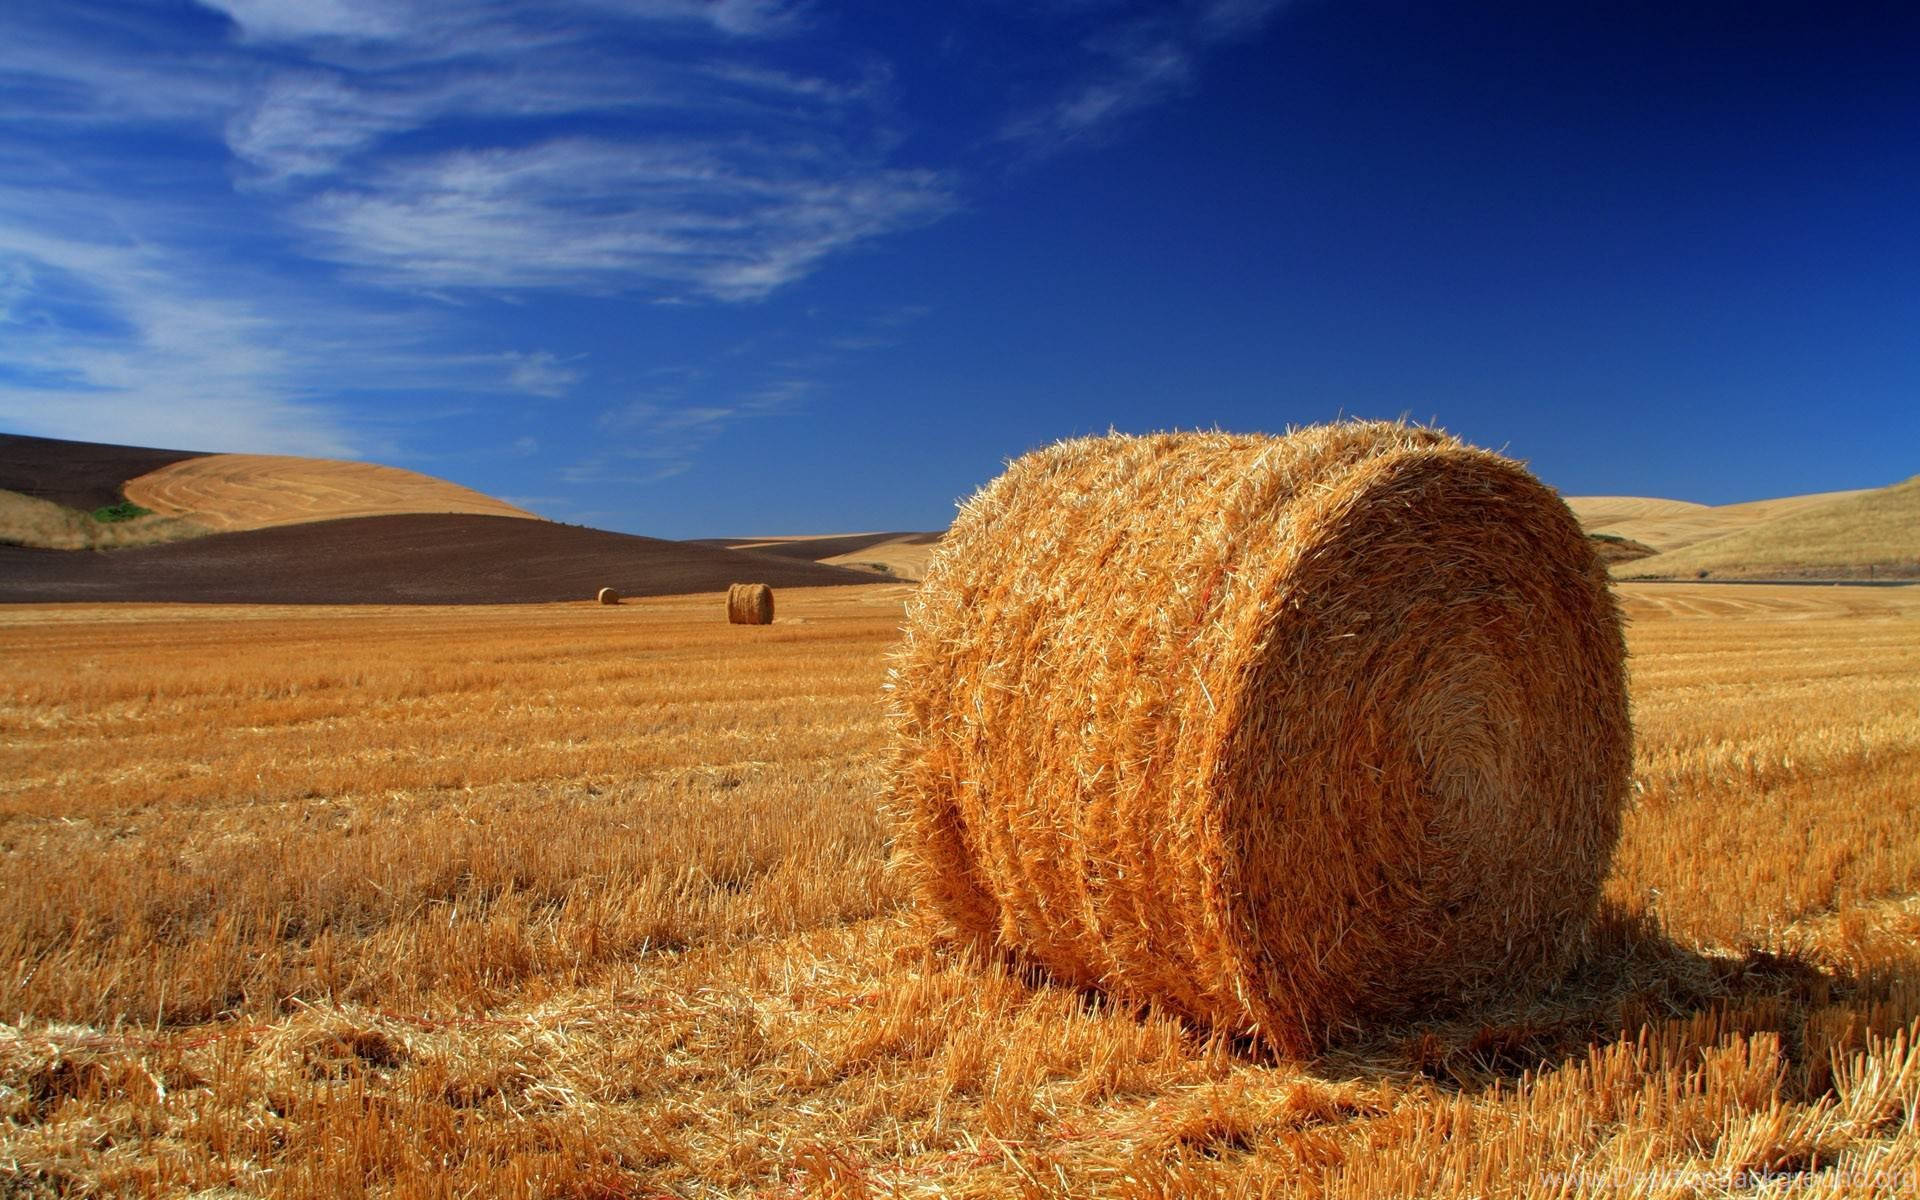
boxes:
[1566,488,1872,554]
[699,531,947,581]
[1586,531,1658,565]
[1621,476,1920,580]
[124,453,539,532]
[0,487,210,551]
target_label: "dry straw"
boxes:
[727,583,774,625]
[888,421,1631,1057]
[596,587,620,606]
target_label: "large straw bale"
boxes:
[596,586,620,605]
[888,421,1630,1056]
[727,582,774,625]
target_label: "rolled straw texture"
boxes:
[596,587,620,605]
[888,421,1630,1056]
[727,582,774,624]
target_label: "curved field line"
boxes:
[124,454,537,531]
[1614,581,1920,621]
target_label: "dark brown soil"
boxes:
[1587,532,1660,566]
[0,514,884,605]
[0,433,207,511]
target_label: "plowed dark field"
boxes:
[0,513,881,604]
[0,433,206,510]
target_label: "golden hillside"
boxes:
[1562,494,1711,534]
[124,454,536,532]
[818,534,942,580]
[1621,475,1920,579]
[1565,488,1870,553]
[708,531,944,582]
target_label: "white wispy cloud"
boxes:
[191,1,953,301]
[576,365,823,484]
[199,0,410,42]
[295,138,953,300]
[502,352,584,398]
[0,13,238,128]
[0,208,358,456]
[199,0,800,46]
[0,259,32,324]
[558,453,695,486]
[0,182,583,456]
[10,2,926,305]
[567,0,804,38]
[1198,0,1292,39]
[1005,0,1290,150]
[224,73,426,181]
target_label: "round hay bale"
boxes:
[727,582,774,625]
[888,421,1630,1056]
[596,586,620,605]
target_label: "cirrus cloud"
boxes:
[295,138,955,301]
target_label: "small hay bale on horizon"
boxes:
[727,582,774,624]
[596,586,620,605]
[887,420,1631,1058]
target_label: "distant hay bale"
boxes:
[727,582,774,625]
[888,421,1630,1057]
[596,587,620,605]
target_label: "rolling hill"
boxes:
[0,514,878,604]
[1619,475,1920,580]
[5,431,1906,597]
[696,532,944,581]
[0,434,882,604]
[1564,488,1872,555]
[1,433,217,551]
[124,453,536,530]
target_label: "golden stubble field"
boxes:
[2,582,1918,1198]
[122,455,537,532]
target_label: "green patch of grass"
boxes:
[91,501,154,523]
[1,488,207,550]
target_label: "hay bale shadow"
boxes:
[978,897,1889,1100]
[1308,901,1880,1095]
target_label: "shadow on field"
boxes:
[972,894,1900,1099]
[1310,901,1876,1093]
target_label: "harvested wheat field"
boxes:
[1622,477,1920,581]
[3,583,1919,1197]
[1565,491,1873,557]
[122,454,537,532]
[704,534,946,582]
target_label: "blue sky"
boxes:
[2,0,1916,537]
